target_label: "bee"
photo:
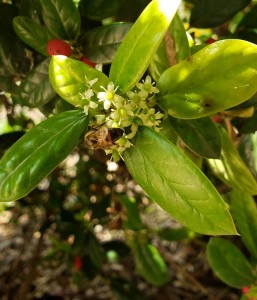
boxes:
[85,126,124,150]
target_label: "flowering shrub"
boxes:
[1,0,257,297]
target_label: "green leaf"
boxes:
[237,4,257,31]
[129,238,169,286]
[207,237,256,288]
[87,232,105,268]
[78,0,124,20]
[19,0,43,24]
[49,55,110,107]
[123,127,237,235]
[157,40,257,119]
[109,0,181,92]
[168,116,221,158]
[230,190,257,259]
[190,0,251,28]
[41,0,80,40]
[158,227,195,241]
[118,195,144,230]
[13,16,54,56]
[149,13,190,81]
[208,126,257,195]
[176,139,203,168]
[17,58,56,107]
[0,110,88,202]
[0,4,31,76]
[80,23,133,64]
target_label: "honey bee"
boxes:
[85,126,124,150]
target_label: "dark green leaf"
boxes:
[129,238,169,286]
[19,0,43,24]
[41,0,80,40]
[190,0,251,28]
[109,0,181,92]
[0,4,31,76]
[237,110,257,134]
[237,4,257,31]
[0,110,88,201]
[13,16,54,56]
[208,126,257,195]
[79,0,124,20]
[124,127,237,235]
[168,116,221,158]
[157,40,257,119]
[118,195,144,230]
[87,232,105,268]
[49,55,110,107]
[230,190,257,259]
[207,237,256,288]
[158,227,195,241]
[17,58,56,107]
[80,22,132,64]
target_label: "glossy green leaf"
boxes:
[80,23,132,64]
[0,110,88,202]
[49,55,110,107]
[168,116,221,158]
[208,126,257,195]
[158,116,178,144]
[109,0,181,92]
[230,191,257,259]
[41,0,80,40]
[129,238,169,286]
[17,58,56,107]
[176,139,203,168]
[157,40,257,119]
[149,13,190,81]
[207,237,256,288]
[124,127,237,235]
[13,16,54,56]
[170,13,190,63]
[190,0,251,28]
[79,0,124,20]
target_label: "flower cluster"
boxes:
[81,75,163,161]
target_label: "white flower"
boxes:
[83,100,98,115]
[97,82,123,110]
[81,77,98,100]
[110,102,134,127]
[136,75,159,95]
[127,90,148,109]
[140,108,163,128]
